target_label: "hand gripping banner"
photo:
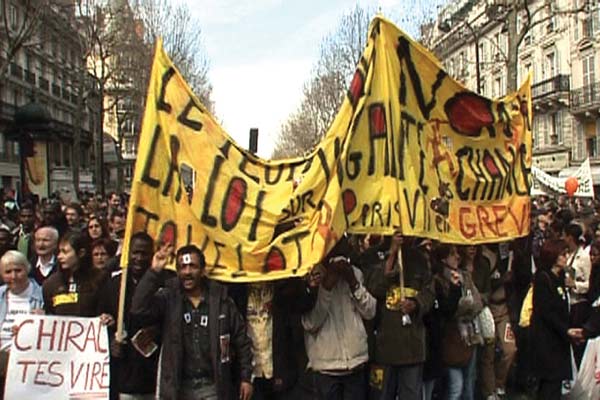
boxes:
[121,17,532,283]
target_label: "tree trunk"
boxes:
[505,6,519,93]
[115,141,124,193]
[95,86,105,196]
[72,71,84,196]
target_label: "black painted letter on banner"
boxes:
[397,37,446,120]
[141,126,162,188]
[368,103,389,175]
[162,135,183,202]
[157,67,176,113]
[177,98,204,131]
[201,156,225,227]
[135,206,159,230]
[248,190,266,241]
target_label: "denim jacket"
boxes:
[0,279,45,324]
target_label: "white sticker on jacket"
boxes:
[219,334,230,363]
[504,323,515,343]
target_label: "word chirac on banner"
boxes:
[122,16,532,282]
[5,315,109,399]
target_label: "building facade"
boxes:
[425,0,600,180]
[0,0,99,197]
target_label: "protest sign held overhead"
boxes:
[121,16,532,283]
[5,316,109,399]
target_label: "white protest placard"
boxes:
[531,158,594,197]
[5,315,109,399]
[530,174,548,196]
[575,158,594,197]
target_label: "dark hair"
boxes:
[429,243,458,275]
[130,232,153,250]
[590,240,600,258]
[539,239,568,271]
[60,230,92,274]
[325,235,352,260]
[87,216,110,239]
[109,210,126,222]
[91,238,116,258]
[66,202,84,217]
[176,245,206,268]
[564,223,584,243]
[458,244,484,267]
[544,201,558,213]
[432,243,456,263]
[549,219,565,235]
[20,202,35,213]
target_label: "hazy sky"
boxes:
[177,0,442,157]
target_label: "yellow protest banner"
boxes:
[121,17,532,283]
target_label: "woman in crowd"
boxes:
[42,231,107,317]
[91,238,116,270]
[587,240,600,304]
[432,243,483,400]
[460,245,494,400]
[421,238,445,400]
[0,251,44,396]
[86,216,117,256]
[87,216,111,241]
[531,239,577,400]
[563,223,592,365]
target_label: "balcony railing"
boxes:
[571,81,600,113]
[9,63,22,79]
[52,84,61,97]
[532,74,570,99]
[0,101,17,119]
[0,151,19,164]
[39,77,49,91]
[24,70,36,85]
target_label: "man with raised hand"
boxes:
[131,244,253,400]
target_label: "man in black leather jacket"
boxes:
[131,244,253,400]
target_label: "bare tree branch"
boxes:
[134,0,213,111]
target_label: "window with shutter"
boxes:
[577,124,584,160]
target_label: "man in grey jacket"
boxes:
[302,239,377,400]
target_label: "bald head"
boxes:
[35,226,59,257]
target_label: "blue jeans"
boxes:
[380,364,423,400]
[446,347,477,400]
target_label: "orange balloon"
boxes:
[565,177,579,197]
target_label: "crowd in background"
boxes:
[0,189,598,400]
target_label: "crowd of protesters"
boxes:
[0,189,599,400]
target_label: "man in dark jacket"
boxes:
[366,234,434,400]
[40,201,69,237]
[131,244,253,400]
[98,232,158,399]
[16,203,36,260]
